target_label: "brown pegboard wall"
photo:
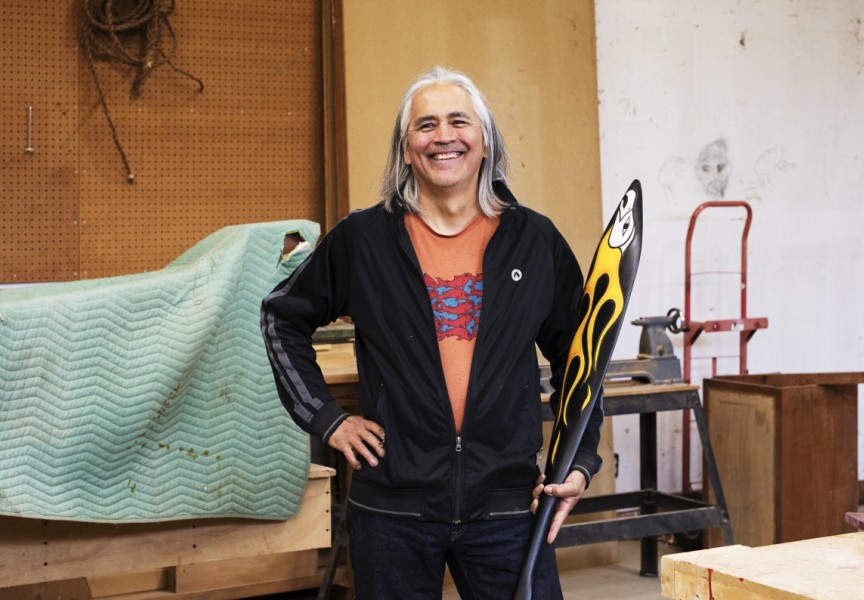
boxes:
[2,0,324,282]
[78,0,324,278]
[1,2,81,282]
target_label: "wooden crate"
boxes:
[0,464,335,599]
[704,373,862,548]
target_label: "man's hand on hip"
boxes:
[328,415,386,470]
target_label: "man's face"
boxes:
[403,83,486,200]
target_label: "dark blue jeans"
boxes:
[346,507,564,600]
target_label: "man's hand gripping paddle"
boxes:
[513,180,643,599]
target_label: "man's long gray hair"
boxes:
[380,66,510,216]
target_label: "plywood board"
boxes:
[661,532,864,600]
[705,387,777,548]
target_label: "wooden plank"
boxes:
[0,578,92,600]
[602,381,699,397]
[173,550,318,593]
[93,575,325,600]
[711,372,864,388]
[316,342,359,385]
[704,386,777,548]
[661,532,864,599]
[0,465,334,590]
[777,384,858,542]
[87,569,170,598]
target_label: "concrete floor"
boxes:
[547,539,678,600]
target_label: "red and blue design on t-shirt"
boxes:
[424,272,483,342]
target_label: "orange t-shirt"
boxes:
[405,211,500,433]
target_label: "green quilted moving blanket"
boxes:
[0,220,319,523]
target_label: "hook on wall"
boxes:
[24,105,34,155]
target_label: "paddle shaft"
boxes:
[511,391,599,600]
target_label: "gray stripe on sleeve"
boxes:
[261,269,326,426]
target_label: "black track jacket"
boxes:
[261,182,603,524]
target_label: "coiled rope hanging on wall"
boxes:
[79,0,205,182]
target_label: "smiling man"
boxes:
[261,66,603,599]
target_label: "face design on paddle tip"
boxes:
[608,189,637,252]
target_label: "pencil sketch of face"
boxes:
[696,139,729,198]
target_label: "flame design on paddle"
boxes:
[548,189,637,467]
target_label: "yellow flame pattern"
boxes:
[549,228,625,466]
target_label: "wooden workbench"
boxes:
[660,531,864,599]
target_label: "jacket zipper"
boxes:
[453,435,463,524]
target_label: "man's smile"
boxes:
[430,151,463,161]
